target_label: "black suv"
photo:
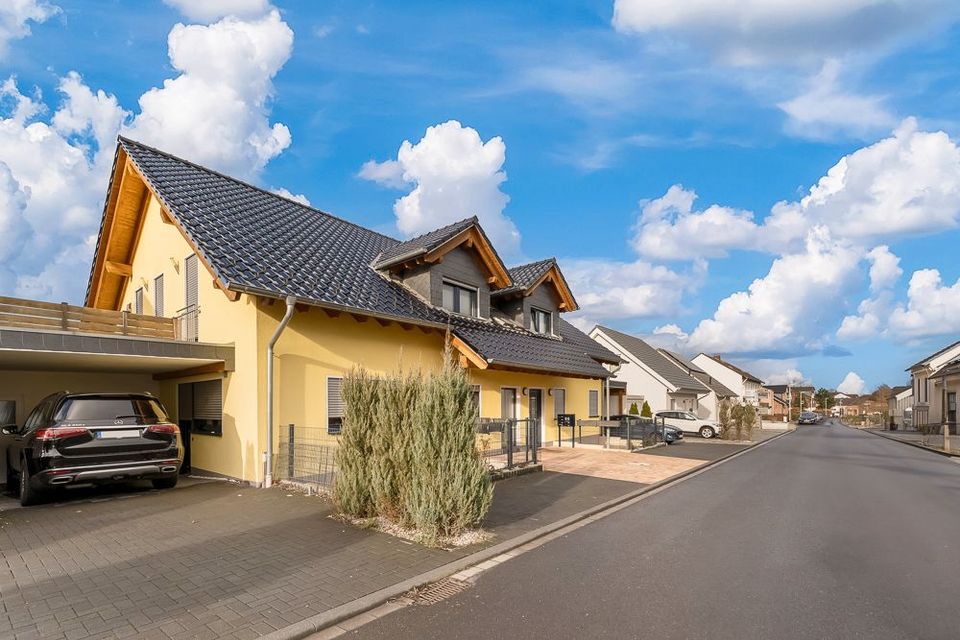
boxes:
[3,392,183,506]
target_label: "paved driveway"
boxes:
[0,470,638,640]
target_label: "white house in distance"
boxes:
[888,386,913,429]
[589,326,709,414]
[659,349,738,421]
[907,339,960,431]
[692,354,764,406]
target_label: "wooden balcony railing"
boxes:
[0,295,177,340]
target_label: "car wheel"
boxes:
[19,456,45,507]
[699,426,716,439]
[152,476,178,490]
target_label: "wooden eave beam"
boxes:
[423,227,511,288]
[451,335,488,370]
[104,261,132,277]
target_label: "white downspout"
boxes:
[265,296,297,488]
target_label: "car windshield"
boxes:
[54,397,168,422]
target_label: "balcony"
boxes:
[0,295,177,340]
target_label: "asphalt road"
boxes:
[349,420,960,639]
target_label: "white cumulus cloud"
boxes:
[125,10,293,180]
[359,120,521,256]
[0,0,58,58]
[837,371,866,394]
[779,60,896,140]
[611,0,956,65]
[887,269,960,339]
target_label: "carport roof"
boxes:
[0,328,234,374]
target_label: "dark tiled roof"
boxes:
[112,138,611,379]
[659,348,736,397]
[492,259,555,296]
[371,216,479,269]
[764,384,814,394]
[558,319,622,365]
[597,326,709,394]
[700,354,764,384]
[907,339,960,371]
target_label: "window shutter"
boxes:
[185,254,198,308]
[589,390,599,417]
[193,380,222,420]
[553,388,565,417]
[135,288,143,315]
[328,378,344,418]
[154,274,164,317]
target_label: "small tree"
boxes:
[640,401,652,418]
[718,399,731,436]
[729,403,745,441]
[629,402,640,415]
[741,404,757,441]
[405,349,493,542]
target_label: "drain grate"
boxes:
[407,578,471,606]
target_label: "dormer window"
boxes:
[531,307,552,335]
[442,280,479,317]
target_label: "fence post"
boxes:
[121,310,129,335]
[287,424,295,479]
[506,419,514,469]
[60,302,69,331]
[531,419,538,464]
[627,420,632,450]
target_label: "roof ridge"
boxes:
[117,136,401,244]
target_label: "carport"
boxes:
[0,298,234,482]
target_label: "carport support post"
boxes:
[287,424,295,478]
[265,296,297,489]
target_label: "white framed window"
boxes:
[441,280,479,317]
[154,274,165,317]
[327,377,344,435]
[588,389,599,418]
[500,387,517,420]
[134,287,144,315]
[531,308,552,335]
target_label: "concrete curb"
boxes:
[262,430,793,640]
[857,425,960,458]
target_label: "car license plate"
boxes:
[96,429,141,439]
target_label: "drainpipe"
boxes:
[265,296,297,488]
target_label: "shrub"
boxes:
[741,404,757,441]
[333,368,378,517]
[629,402,639,415]
[405,351,493,542]
[729,403,745,441]
[640,401,652,418]
[718,399,731,436]
[333,342,493,544]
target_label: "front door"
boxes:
[528,389,543,446]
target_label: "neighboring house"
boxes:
[888,385,912,428]
[763,384,815,420]
[658,349,737,421]
[589,327,710,415]
[907,339,960,432]
[691,354,764,406]
[57,137,623,485]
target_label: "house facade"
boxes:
[658,349,737,421]
[907,340,960,432]
[588,327,709,415]
[888,386,912,428]
[76,138,620,485]
[691,354,764,407]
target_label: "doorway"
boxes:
[528,388,543,446]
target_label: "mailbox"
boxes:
[557,413,575,427]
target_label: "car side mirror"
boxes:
[1,426,16,435]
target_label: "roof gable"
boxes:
[594,326,708,393]
[493,259,578,312]
[698,354,764,384]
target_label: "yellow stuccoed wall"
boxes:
[114,193,605,484]
[118,194,261,482]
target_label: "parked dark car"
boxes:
[608,414,684,444]
[3,392,183,506]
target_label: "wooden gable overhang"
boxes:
[523,263,578,312]
[380,224,512,290]
[85,142,238,311]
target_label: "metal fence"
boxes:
[274,425,338,490]
[175,304,200,342]
[551,417,663,450]
[475,418,539,470]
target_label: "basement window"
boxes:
[0,400,15,428]
[177,379,223,437]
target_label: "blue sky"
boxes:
[2,0,960,394]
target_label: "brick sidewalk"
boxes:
[0,472,636,640]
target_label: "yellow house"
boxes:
[81,137,620,485]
